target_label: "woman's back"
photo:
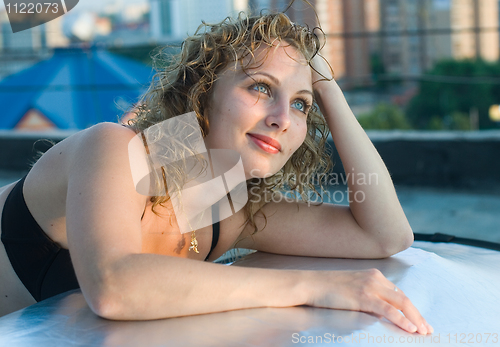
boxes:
[0,126,80,314]
[0,123,112,315]
[1,123,126,248]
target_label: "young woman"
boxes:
[0,12,433,335]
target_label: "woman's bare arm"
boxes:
[311,56,414,256]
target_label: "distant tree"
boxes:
[358,103,411,130]
[427,112,472,131]
[406,59,500,129]
[370,53,400,91]
[449,112,472,130]
[370,53,385,89]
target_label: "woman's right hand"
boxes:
[303,268,433,335]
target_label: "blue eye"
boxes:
[253,83,269,94]
[292,100,306,112]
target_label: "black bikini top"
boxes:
[206,202,220,261]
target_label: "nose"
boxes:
[265,99,291,132]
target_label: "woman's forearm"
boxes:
[314,80,413,254]
[86,253,431,335]
[87,253,307,320]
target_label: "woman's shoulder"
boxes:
[61,121,150,220]
[73,122,138,148]
[26,122,144,194]
[30,123,136,172]
[64,122,138,164]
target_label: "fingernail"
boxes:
[420,323,428,335]
[409,323,417,333]
[427,324,434,334]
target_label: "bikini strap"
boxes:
[205,202,220,261]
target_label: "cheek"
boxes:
[296,121,308,146]
[287,122,308,155]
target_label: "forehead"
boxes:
[244,42,309,69]
[221,43,311,84]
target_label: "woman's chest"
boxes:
[139,204,247,261]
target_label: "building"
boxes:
[379,0,499,76]
[450,0,498,61]
[92,3,151,47]
[0,11,68,79]
[263,0,378,88]
[150,0,236,42]
[149,0,380,87]
[0,48,152,130]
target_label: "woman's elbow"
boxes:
[87,294,120,320]
[379,225,414,258]
[85,284,126,320]
[80,268,129,320]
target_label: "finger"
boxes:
[380,287,430,335]
[371,300,418,334]
[367,272,434,335]
[358,270,431,334]
[423,319,434,334]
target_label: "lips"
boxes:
[247,133,282,153]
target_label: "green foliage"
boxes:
[406,58,500,129]
[427,112,471,130]
[370,53,402,91]
[358,103,411,130]
[449,112,471,130]
[427,116,443,130]
[370,53,387,91]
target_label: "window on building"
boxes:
[388,52,401,65]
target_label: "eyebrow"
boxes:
[249,72,314,99]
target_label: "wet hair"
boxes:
[126,9,333,237]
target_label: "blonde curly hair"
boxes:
[126,10,333,237]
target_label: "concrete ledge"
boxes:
[364,129,500,141]
[0,130,76,171]
[1,130,499,189]
[327,130,500,189]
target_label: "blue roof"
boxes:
[0,47,154,129]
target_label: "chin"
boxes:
[245,167,280,180]
[241,155,283,180]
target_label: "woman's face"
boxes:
[203,43,313,179]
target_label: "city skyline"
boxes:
[0,0,147,13]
